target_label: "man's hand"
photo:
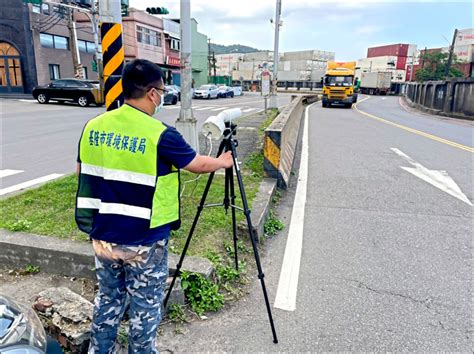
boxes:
[184,151,234,174]
[218,151,233,169]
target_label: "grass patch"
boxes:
[0,175,87,241]
[0,170,261,259]
[258,108,279,137]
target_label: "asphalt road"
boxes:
[157,95,473,351]
[0,93,290,195]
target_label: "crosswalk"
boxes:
[164,105,260,114]
[0,169,64,197]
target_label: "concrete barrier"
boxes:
[263,95,318,188]
[403,78,474,119]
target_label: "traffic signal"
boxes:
[146,7,169,15]
[121,0,129,16]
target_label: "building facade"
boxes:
[190,18,208,88]
[0,0,98,94]
[162,18,180,85]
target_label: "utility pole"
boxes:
[90,0,104,98]
[176,0,198,151]
[212,51,217,82]
[67,2,83,79]
[269,0,281,108]
[445,28,458,78]
[99,0,124,110]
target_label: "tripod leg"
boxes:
[164,140,226,309]
[229,141,279,344]
[229,164,239,271]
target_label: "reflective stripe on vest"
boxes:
[75,104,180,235]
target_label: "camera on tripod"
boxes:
[201,108,242,139]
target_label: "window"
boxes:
[51,80,66,87]
[78,40,95,53]
[83,66,88,79]
[136,25,161,47]
[171,38,180,51]
[32,4,41,13]
[49,64,60,80]
[40,33,54,48]
[41,3,50,15]
[78,40,87,53]
[40,33,69,50]
[54,36,68,50]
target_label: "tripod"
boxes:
[164,122,278,344]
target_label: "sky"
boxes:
[129,1,473,61]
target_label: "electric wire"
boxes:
[180,134,213,198]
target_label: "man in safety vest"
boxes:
[75,59,233,353]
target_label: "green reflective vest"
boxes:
[75,104,180,242]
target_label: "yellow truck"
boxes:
[322,61,358,108]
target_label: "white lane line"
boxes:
[164,106,180,109]
[242,108,257,113]
[0,174,64,196]
[274,102,316,311]
[0,169,24,178]
[195,106,216,111]
[210,106,229,111]
[391,148,473,206]
[18,99,36,103]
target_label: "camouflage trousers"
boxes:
[88,238,168,354]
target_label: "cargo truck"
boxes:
[359,72,391,95]
[322,61,358,108]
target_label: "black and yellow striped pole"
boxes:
[99,0,125,111]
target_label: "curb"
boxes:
[249,178,277,240]
[0,229,213,280]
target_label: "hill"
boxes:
[210,43,261,55]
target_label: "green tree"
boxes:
[415,51,463,82]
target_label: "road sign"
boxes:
[261,70,271,97]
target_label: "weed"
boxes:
[180,271,224,316]
[168,304,187,324]
[24,264,40,274]
[264,211,285,237]
[7,219,32,232]
[272,190,283,204]
[244,151,264,177]
[117,326,128,346]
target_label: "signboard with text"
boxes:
[261,70,271,97]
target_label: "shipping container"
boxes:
[367,44,410,58]
[396,56,407,70]
[359,72,391,94]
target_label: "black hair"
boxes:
[122,59,164,99]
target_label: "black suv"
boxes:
[32,79,104,107]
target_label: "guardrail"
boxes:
[263,94,319,188]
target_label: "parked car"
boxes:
[217,86,235,98]
[0,294,63,353]
[165,85,181,101]
[193,84,219,99]
[163,88,179,105]
[32,79,104,107]
[231,86,243,96]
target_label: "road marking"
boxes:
[353,97,474,153]
[274,102,316,311]
[164,106,180,109]
[0,174,64,197]
[210,106,229,111]
[18,99,36,103]
[195,106,215,111]
[391,148,472,206]
[242,108,257,113]
[0,169,24,178]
